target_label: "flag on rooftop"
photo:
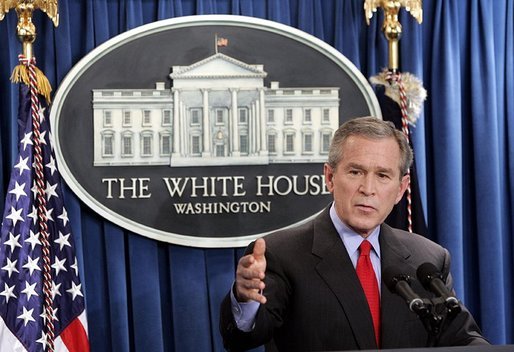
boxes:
[217,37,228,47]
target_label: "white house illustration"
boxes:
[92,53,340,167]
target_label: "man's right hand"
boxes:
[235,238,267,304]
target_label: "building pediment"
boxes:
[170,53,267,79]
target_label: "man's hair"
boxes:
[327,116,413,177]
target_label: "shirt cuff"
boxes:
[230,283,260,332]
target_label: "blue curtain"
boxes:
[1,0,513,350]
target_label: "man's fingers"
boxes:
[238,254,256,268]
[236,284,267,304]
[234,238,267,304]
[238,267,265,280]
[238,277,265,291]
[246,291,267,305]
[253,238,266,260]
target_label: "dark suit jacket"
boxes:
[220,206,488,351]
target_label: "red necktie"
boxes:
[356,240,381,347]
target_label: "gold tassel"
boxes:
[10,64,53,103]
[10,64,30,85]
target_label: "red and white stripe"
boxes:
[54,312,90,352]
[19,54,56,351]
[386,70,413,233]
[1,312,89,352]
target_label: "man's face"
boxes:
[324,135,410,237]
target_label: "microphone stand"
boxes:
[413,298,441,346]
[420,297,462,347]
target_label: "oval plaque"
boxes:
[50,15,381,247]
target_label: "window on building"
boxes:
[285,109,293,123]
[102,133,114,157]
[323,108,330,123]
[192,135,201,155]
[268,109,275,123]
[285,133,295,153]
[303,133,313,153]
[123,111,131,126]
[104,111,112,127]
[161,134,172,155]
[191,109,201,125]
[216,144,225,157]
[268,134,277,154]
[304,109,312,123]
[143,110,151,125]
[162,110,172,125]
[216,109,224,124]
[121,133,133,156]
[141,133,153,156]
[321,132,332,154]
[239,108,248,124]
[240,134,249,154]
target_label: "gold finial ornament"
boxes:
[1,0,59,60]
[1,0,59,102]
[364,0,422,71]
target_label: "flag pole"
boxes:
[1,2,90,351]
[1,1,59,350]
[364,0,426,233]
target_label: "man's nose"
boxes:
[359,175,376,196]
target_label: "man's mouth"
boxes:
[356,203,376,211]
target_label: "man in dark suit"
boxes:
[220,116,488,351]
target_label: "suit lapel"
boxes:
[311,209,378,350]
[379,224,415,348]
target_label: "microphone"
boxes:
[383,266,430,317]
[416,262,461,313]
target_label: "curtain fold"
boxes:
[506,0,514,338]
[427,0,466,297]
[169,246,213,351]
[104,223,131,352]
[205,248,238,350]
[129,235,166,351]
[468,0,505,343]
[1,0,513,350]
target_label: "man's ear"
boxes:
[395,174,410,204]
[324,163,335,192]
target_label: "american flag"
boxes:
[0,61,89,352]
[216,37,228,47]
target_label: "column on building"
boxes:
[172,89,181,157]
[259,88,267,154]
[250,101,256,155]
[202,88,211,157]
[180,100,187,156]
[230,88,240,157]
[254,99,261,152]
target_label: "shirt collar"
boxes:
[329,203,381,258]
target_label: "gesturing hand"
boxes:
[235,238,267,304]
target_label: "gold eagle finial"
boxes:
[0,0,58,22]
[0,0,59,60]
[364,0,422,71]
[1,0,58,102]
[364,0,422,26]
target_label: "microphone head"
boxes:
[417,262,442,287]
[382,265,411,293]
